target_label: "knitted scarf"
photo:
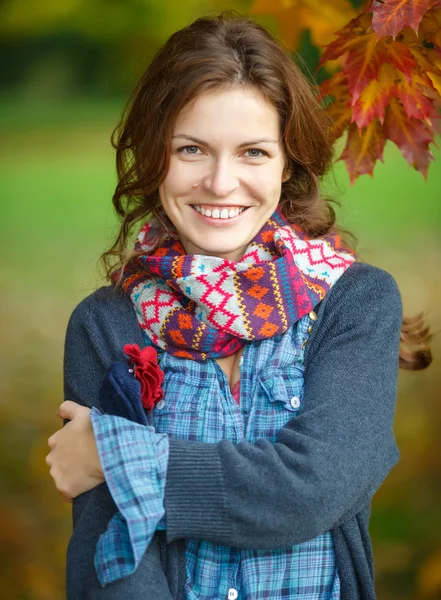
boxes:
[119,207,356,360]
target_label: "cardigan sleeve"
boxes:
[162,262,402,548]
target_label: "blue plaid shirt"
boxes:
[91,312,340,599]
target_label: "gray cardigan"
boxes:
[64,261,402,599]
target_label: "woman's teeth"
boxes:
[192,205,246,219]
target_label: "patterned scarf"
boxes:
[119,207,356,360]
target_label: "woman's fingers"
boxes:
[47,431,58,448]
[56,400,81,420]
[44,402,102,502]
[47,462,74,503]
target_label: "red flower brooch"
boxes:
[123,344,165,411]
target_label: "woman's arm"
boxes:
[63,262,401,556]
[162,262,402,548]
[62,287,173,599]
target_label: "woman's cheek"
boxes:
[166,161,202,195]
[246,172,282,204]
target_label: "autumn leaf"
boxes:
[258,0,441,180]
[352,63,396,127]
[319,13,385,104]
[404,24,441,64]
[393,68,435,119]
[379,37,416,81]
[419,5,441,46]
[428,69,441,93]
[339,119,386,183]
[318,1,441,181]
[396,27,441,103]
[370,0,438,39]
[384,97,436,177]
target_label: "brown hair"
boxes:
[102,10,432,371]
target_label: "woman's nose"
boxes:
[201,159,240,197]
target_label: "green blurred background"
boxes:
[1,0,440,598]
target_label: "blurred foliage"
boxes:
[251,0,358,49]
[1,0,441,599]
[0,0,249,97]
[0,0,343,98]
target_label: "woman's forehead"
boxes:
[173,87,281,142]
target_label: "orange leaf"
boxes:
[393,68,436,119]
[377,37,416,82]
[418,5,441,47]
[352,64,396,127]
[405,27,441,70]
[400,25,441,96]
[254,0,441,182]
[339,120,386,184]
[427,69,441,93]
[319,13,372,64]
[384,97,436,177]
[370,0,437,39]
[320,13,384,104]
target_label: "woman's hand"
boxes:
[45,401,105,502]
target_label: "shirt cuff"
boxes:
[90,406,169,587]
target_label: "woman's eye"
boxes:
[245,148,267,158]
[177,146,268,158]
[179,145,201,155]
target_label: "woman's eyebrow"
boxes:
[172,134,279,147]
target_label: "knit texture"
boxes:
[119,207,355,359]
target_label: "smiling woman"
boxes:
[45,9,432,600]
[160,87,290,260]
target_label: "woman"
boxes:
[45,11,432,600]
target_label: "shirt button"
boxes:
[156,399,165,410]
[228,589,238,600]
[290,396,301,409]
[309,310,318,321]
[239,356,244,367]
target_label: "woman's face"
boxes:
[159,86,290,261]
